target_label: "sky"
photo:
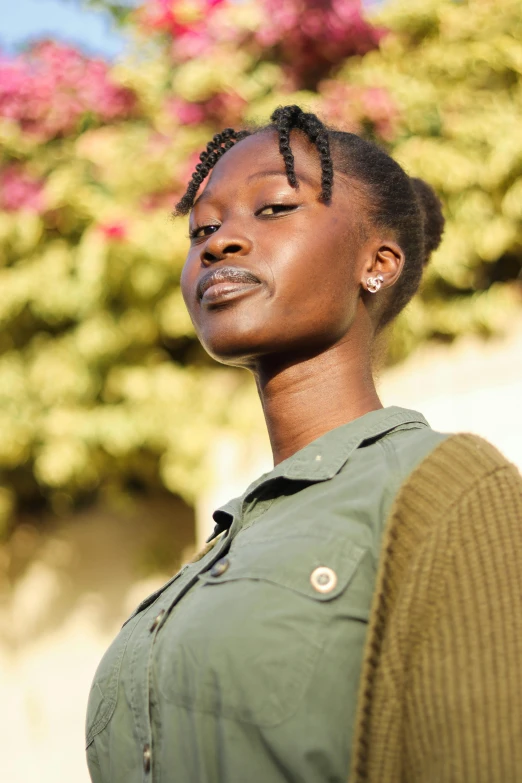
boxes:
[1,0,133,59]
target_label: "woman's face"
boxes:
[180,130,370,367]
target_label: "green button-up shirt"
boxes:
[86,407,447,783]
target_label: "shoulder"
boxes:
[363,434,522,686]
[365,425,449,535]
[382,433,522,603]
[380,424,449,484]
[352,435,522,782]
[391,432,521,532]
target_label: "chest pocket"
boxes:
[155,533,369,727]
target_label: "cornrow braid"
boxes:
[270,105,333,203]
[175,105,335,215]
[270,105,300,190]
[175,128,250,215]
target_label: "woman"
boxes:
[85,106,522,783]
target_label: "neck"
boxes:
[253,326,382,466]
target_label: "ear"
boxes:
[361,240,405,292]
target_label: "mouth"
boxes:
[197,266,262,305]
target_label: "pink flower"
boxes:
[0,165,45,212]
[137,0,228,62]
[319,81,398,141]
[256,0,386,89]
[361,87,399,141]
[0,41,137,140]
[99,221,127,241]
[167,91,247,129]
[202,91,248,126]
[168,98,207,125]
[139,0,226,35]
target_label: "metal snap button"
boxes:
[310,566,337,594]
[210,557,230,577]
[143,743,151,773]
[149,609,165,633]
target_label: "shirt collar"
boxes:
[209,406,428,542]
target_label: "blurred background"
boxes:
[0,0,521,779]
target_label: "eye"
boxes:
[189,223,220,240]
[256,204,299,216]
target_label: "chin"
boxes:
[198,330,265,369]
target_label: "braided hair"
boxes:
[175,128,250,216]
[270,105,333,202]
[175,105,444,329]
[174,105,333,215]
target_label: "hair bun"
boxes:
[410,177,445,265]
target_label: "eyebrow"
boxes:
[192,169,318,210]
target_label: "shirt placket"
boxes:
[130,516,242,781]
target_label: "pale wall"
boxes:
[378,327,522,472]
[0,496,195,783]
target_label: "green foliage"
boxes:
[343,0,522,361]
[0,35,264,532]
[0,0,520,533]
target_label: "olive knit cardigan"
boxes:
[349,433,522,782]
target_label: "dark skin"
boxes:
[181,130,405,465]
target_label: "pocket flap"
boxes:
[198,533,366,602]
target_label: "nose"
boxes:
[200,228,252,265]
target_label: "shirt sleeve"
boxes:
[403,464,522,782]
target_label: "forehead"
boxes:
[198,129,323,199]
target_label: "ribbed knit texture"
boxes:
[349,433,522,782]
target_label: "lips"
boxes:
[197,266,262,301]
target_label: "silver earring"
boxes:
[366,274,384,293]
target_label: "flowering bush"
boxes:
[137,0,230,61]
[136,0,383,88]
[319,81,398,141]
[342,0,522,360]
[256,0,385,88]
[0,0,520,534]
[0,165,45,212]
[0,41,137,140]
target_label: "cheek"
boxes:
[292,241,360,332]
[278,231,356,309]
[180,257,197,310]
[323,224,362,299]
